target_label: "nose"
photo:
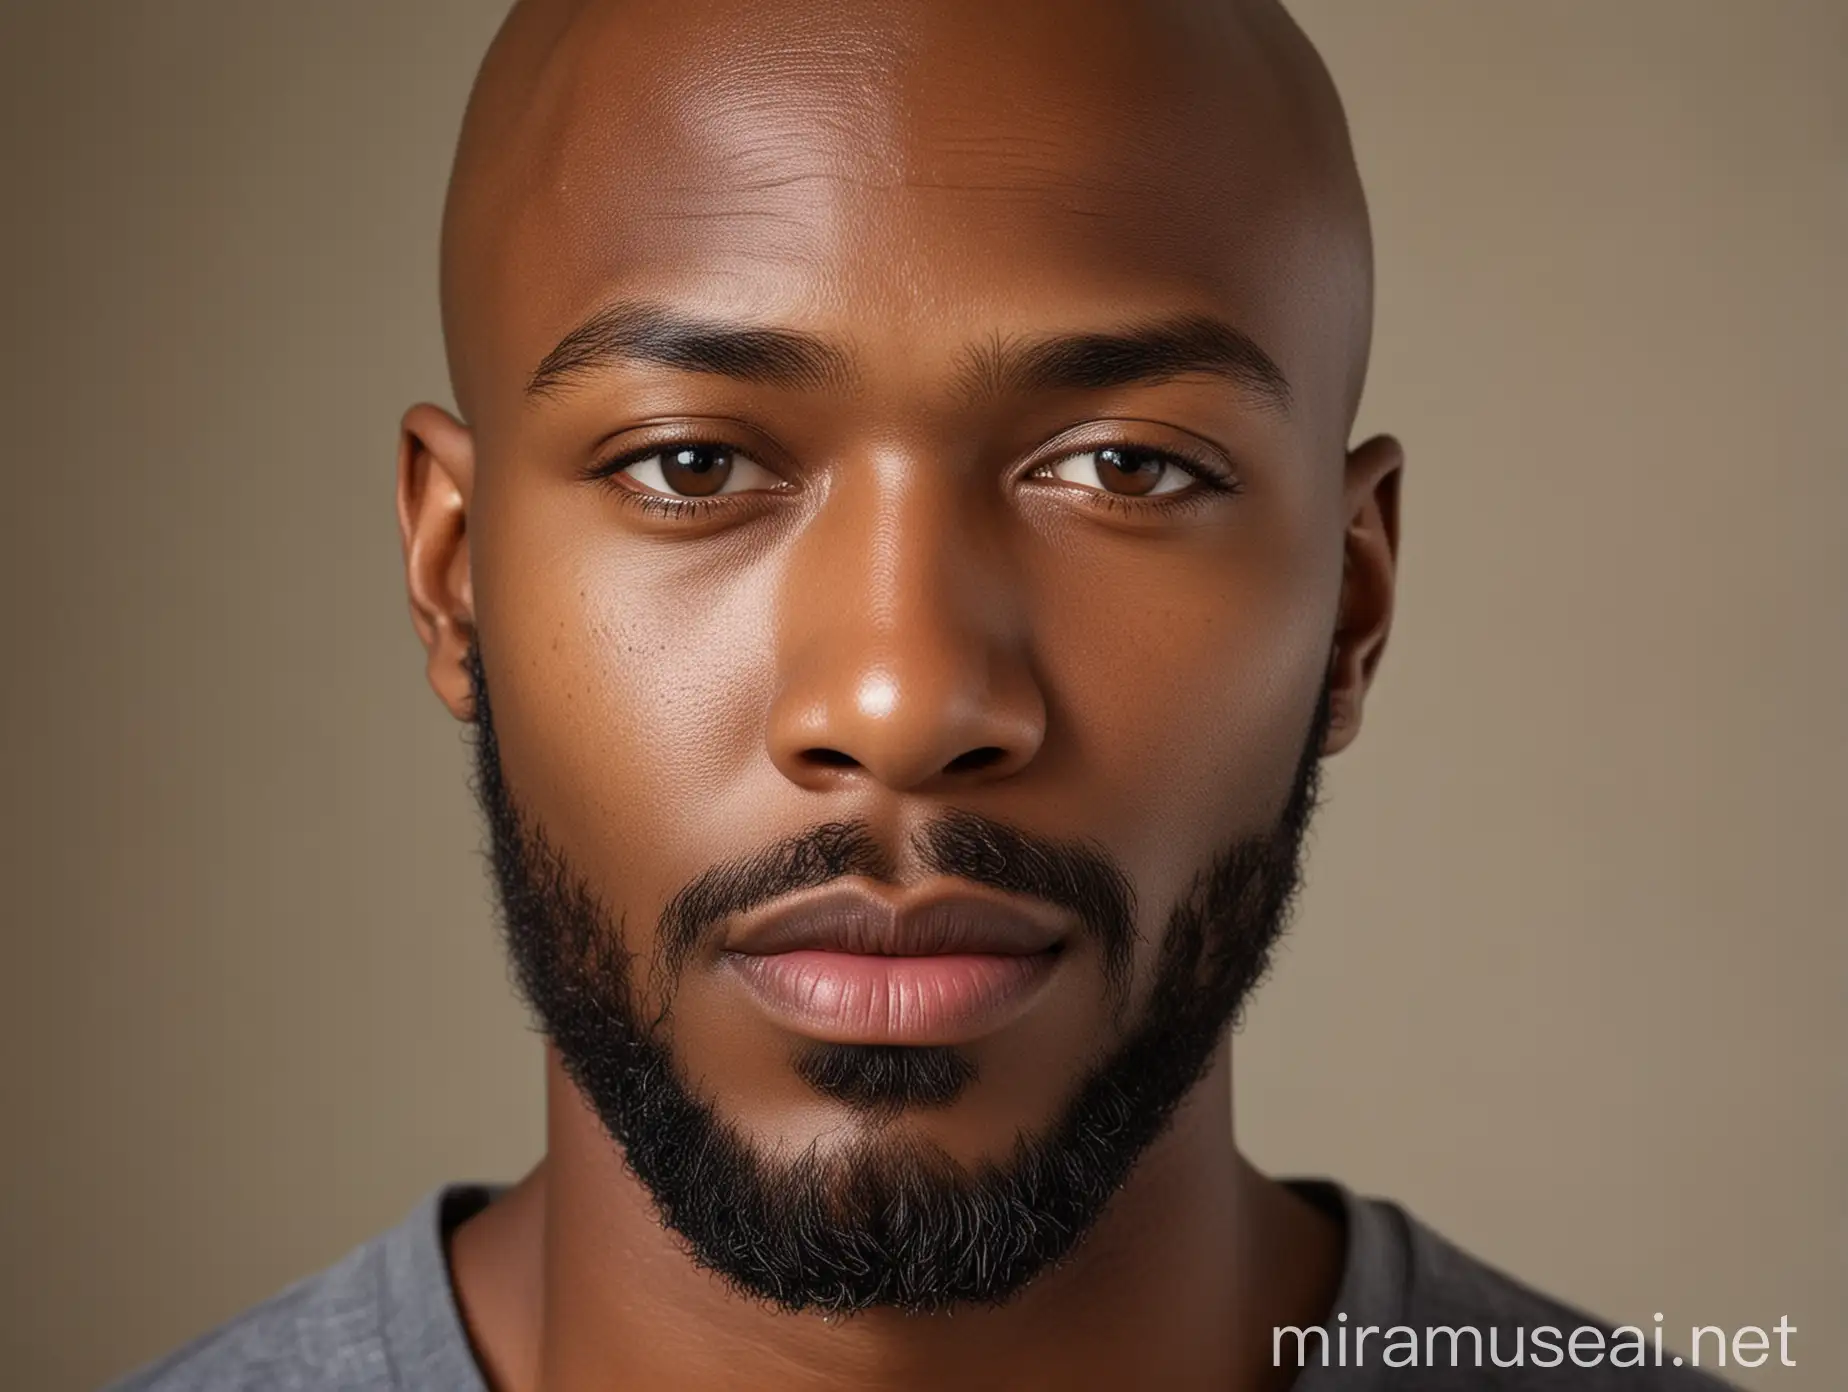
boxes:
[765,472,1047,795]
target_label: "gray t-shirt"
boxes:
[107,1181,1736,1390]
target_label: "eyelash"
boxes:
[581,447,740,519]
[581,440,1243,518]
[1042,447,1244,516]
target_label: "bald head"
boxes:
[437,0,1372,445]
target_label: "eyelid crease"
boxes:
[581,439,762,482]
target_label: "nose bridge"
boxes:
[767,463,1044,792]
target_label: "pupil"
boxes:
[661,445,733,497]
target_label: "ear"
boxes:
[397,403,478,721]
[1323,433,1403,755]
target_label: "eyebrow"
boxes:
[525,301,1290,416]
[959,315,1293,415]
[525,302,856,397]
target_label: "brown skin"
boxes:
[397,0,1401,1388]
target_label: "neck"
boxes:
[450,1045,1341,1392]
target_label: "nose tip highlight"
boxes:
[771,673,1046,794]
[855,674,900,720]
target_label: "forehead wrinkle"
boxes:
[562,3,916,193]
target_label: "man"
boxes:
[114,0,1734,1388]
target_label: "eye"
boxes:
[1047,445,1199,497]
[612,444,779,498]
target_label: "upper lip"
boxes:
[722,881,1070,957]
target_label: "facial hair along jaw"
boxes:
[466,645,1330,1313]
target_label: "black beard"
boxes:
[468,648,1328,1315]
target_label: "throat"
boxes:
[455,1050,1341,1392]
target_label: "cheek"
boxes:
[1023,507,1338,920]
[472,481,786,941]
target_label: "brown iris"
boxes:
[658,445,734,496]
[1093,445,1170,496]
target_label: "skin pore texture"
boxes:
[395,0,1403,1388]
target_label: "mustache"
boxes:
[655,808,1139,1001]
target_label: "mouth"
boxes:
[719,880,1070,1045]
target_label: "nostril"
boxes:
[945,746,1008,774]
[803,748,859,769]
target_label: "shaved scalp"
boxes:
[438,0,1373,436]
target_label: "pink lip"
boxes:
[726,948,1059,1045]
[718,880,1073,1044]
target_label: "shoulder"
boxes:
[104,1239,394,1391]
[103,1187,490,1392]
[1285,1180,1740,1389]
[1386,1196,1738,1389]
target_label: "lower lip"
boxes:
[726,949,1059,1045]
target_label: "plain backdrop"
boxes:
[1,3,1842,1389]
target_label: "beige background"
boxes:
[0,2,1841,1389]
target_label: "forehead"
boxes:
[451,0,1364,435]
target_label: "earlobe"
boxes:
[397,403,478,722]
[1323,433,1403,756]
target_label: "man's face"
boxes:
[402,0,1397,1313]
